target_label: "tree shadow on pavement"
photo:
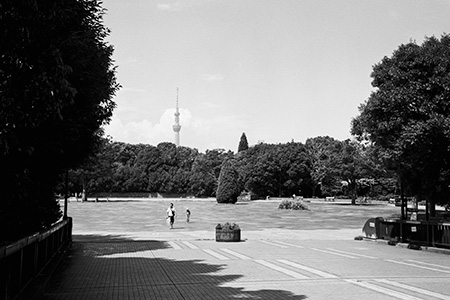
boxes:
[40,235,307,299]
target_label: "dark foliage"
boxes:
[63,139,399,206]
[216,159,240,204]
[235,142,310,197]
[0,0,119,241]
[238,132,249,153]
[352,34,450,210]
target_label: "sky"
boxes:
[102,0,450,153]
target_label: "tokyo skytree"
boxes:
[172,88,181,146]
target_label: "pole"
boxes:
[64,170,68,219]
[400,180,405,242]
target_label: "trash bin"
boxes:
[379,219,400,240]
[362,217,384,239]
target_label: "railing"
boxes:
[0,217,72,300]
[376,219,450,249]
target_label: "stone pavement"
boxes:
[38,228,450,300]
[34,199,450,299]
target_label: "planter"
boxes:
[215,223,241,242]
[216,228,241,242]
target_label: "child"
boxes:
[186,208,191,223]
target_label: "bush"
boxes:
[216,222,240,230]
[278,199,310,210]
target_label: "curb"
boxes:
[359,236,450,255]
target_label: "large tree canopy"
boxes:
[0,0,119,241]
[352,35,450,211]
[236,142,309,197]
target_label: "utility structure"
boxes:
[173,87,181,146]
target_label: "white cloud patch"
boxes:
[120,57,139,66]
[105,108,247,152]
[202,102,224,109]
[157,3,178,11]
[157,0,216,12]
[156,1,188,11]
[120,87,147,93]
[105,108,192,145]
[202,73,224,82]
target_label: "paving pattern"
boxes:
[39,199,450,299]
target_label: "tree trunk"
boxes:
[429,200,436,217]
[350,181,357,205]
[81,176,87,202]
[311,183,317,198]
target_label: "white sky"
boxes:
[102,0,450,153]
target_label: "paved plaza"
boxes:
[37,199,450,299]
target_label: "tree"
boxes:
[338,140,370,205]
[0,0,119,241]
[305,136,342,197]
[236,142,309,198]
[276,142,310,197]
[235,143,279,196]
[352,34,450,214]
[189,149,232,197]
[238,132,249,152]
[65,137,118,197]
[242,150,281,196]
[360,145,398,199]
[216,159,240,204]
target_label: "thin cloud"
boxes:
[202,102,224,109]
[157,0,216,12]
[202,73,224,82]
[121,57,139,65]
[120,87,147,93]
[157,3,181,11]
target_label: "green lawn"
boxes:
[63,198,400,234]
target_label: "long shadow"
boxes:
[72,234,170,255]
[40,235,307,299]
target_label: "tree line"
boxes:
[61,134,397,203]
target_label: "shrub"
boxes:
[278,199,310,210]
[216,222,240,230]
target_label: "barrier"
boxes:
[370,218,450,249]
[0,218,72,300]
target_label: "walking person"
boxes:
[166,203,176,229]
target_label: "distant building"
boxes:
[173,88,181,146]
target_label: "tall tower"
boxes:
[172,87,181,146]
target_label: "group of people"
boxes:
[166,203,190,229]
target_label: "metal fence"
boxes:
[378,219,450,249]
[0,218,72,300]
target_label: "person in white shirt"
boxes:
[166,203,176,229]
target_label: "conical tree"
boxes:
[238,132,249,152]
[216,159,240,204]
